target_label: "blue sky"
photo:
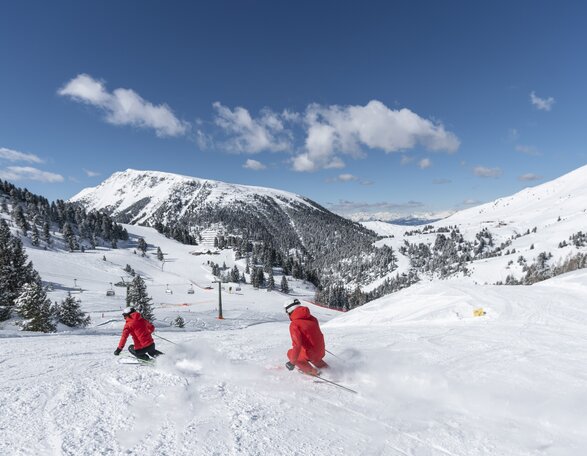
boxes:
[1,1,586,220]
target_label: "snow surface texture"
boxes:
[2,222,587,455]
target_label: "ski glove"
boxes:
[114,348,122,356]
[285,361,295,371]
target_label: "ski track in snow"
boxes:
[2,224,587,455]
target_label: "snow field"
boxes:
[2,224,587,455]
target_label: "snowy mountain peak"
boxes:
[70,169,316,224]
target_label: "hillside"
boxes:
[364,164,587,289]
[70,169,397,293]
[1,220,586,455]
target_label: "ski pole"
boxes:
[326,349,343,360]
[308,372,358,394]
[154,333,179,346]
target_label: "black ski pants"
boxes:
[129,343,163,361]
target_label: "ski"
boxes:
[298,369,358,394]
[119,356,155,366]
[311,374,357,394]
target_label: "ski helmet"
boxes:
[284,299,301,315]
[122,307,136,317]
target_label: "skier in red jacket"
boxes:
[113,307,163,360]
[284,299,328,375]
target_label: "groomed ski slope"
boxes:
[1,225,587,455]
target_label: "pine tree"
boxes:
[280,275,289,293]
[42,221,52,246]
[251,268,259,288]
[174,315,185,328]
[12,205,29,236]
[15,282,56,332]
[0,220,38,320]
[267,270,275,291]
[230,265,240,282]
[126,275,154,322]
[56,292,90,328]
[137,237,147,256]
[31,224,40,247]
[157,246,164,261]
[62,222,75,252]
[257,268,265,288]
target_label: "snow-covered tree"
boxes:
[280,275,289,293]
[56,292,90,328]
[256,268,265,288]
[42,221,52,246]
[174,315,185,328]
[15,282,55,332]
[230,265,240,283]
[267,270,275,291]
[137,237,147,256]
[157,246,164,261]
[31,224,40,247]
[62,222,76,252]
[126,275,154,322]
[12,205,29,236]
[0,220,39,321]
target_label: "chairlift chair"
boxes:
[106,282,115,296]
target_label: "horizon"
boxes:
[1,1,586,220]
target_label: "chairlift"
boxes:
[187,285,195,294]
[106,282,115,296]
[165,284,173,295]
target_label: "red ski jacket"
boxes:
[287,306,325,364]
[118,312,155,350]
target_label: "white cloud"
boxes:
[515,145,541,156]
[326,173,358,183]
[474,166,502,178]
[433,178,451,185]
[419,158,432,169]
[461,199,481,206]
[83,168,100,177]
[325,199,452,221]
[243,159,267,171]
[196,129,213,150]
[338,173,358,182]
[530,91,555,111]
[293,100,459,172]
[58,74,189,137]
[518,173,543,181]
[213,102,292,153]
[0,147,44,164]
[0,166,64,183]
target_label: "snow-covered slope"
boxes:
[446,164,587,226]
[2,220,587,455]
[365,165,587,285]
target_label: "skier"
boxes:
[284,299,328,375]
[113,307,163,360]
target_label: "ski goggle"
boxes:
[284,300,301,314]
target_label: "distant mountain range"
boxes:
[70,165,587,306]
